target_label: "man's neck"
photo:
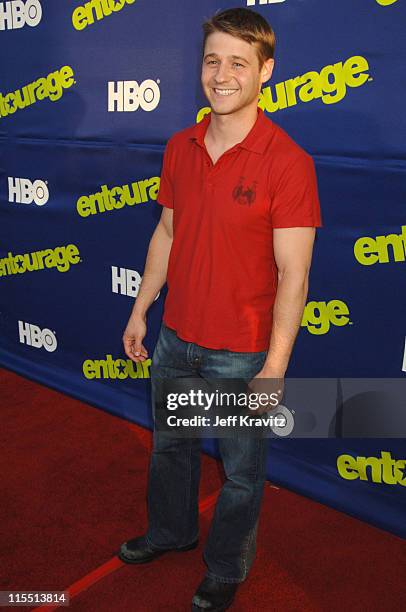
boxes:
[205,104,259,151]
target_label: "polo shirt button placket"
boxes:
[208,159,219,189]
[206,158,212,187]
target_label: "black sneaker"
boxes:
[118,535,199,564]
[191,576,239,611]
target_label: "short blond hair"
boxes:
[202,8,276,69]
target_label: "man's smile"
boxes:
[212,87,239,96]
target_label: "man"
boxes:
[120,7,322,611]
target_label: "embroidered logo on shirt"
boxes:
[232,177,257,206]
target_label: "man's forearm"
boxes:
[263,272,309,377]
[131,223,173,318]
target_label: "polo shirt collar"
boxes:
[189,107,273,155]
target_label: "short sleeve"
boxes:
[270,153,322,228]
[156,138,174,209]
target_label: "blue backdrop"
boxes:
[1,0,405,538]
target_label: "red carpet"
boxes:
[0,367,404,612]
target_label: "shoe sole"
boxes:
[118,539,199,564]
[191,597,235,612]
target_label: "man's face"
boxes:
[201,31,274,116]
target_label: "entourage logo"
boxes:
[301,300,351,335]
[83,354,151,379]
[354,226,406,265]
[8,177,49,206]
[0,244,81,277]
[196,55,370,122]
[0,66,75,119]
[18,321,57,352]
[72,0,136,31]
[112,266,160,300]
[259,55,370,112]
[337,451,406,487]
[76,176,160,217]
[0,0,42,30]
[108,79,161,112]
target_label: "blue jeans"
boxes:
[145,322,269,583]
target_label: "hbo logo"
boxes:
[8,177,49,206]
[18,321,57,352]
[0,0,42,30]
[111,266,160,300]
[108,79,161,112]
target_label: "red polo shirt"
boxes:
[156,108,322,352]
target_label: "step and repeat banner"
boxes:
[0,0,405,538]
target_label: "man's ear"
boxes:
[261,58,275,84]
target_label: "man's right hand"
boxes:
[122,314,149,363]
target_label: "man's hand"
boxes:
[247,367,285,415]
[122,314,149,362]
